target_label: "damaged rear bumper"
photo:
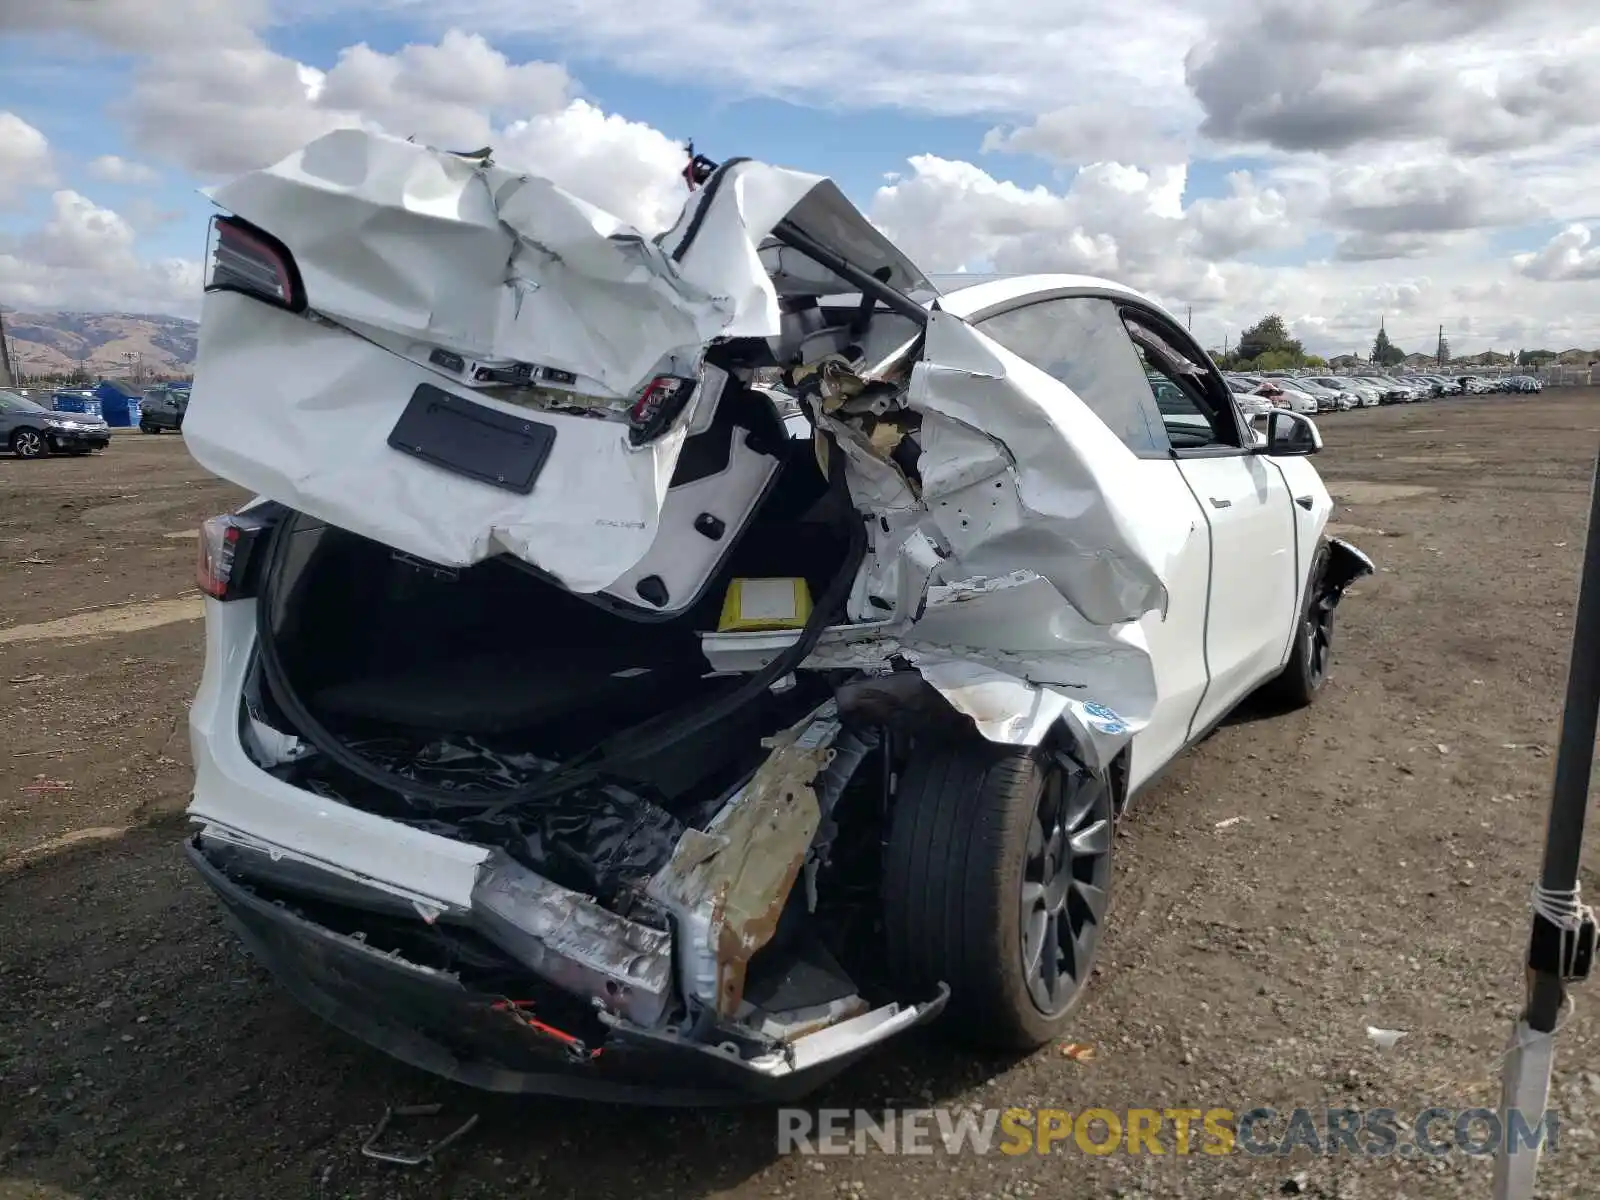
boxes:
[188,840,946,1104]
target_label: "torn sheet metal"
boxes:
[803,312,1204,755]
[186,133,927,588]
[646,705,838,1018]
[698,572,1160,761]
[898,571,1157,764]
[909,311,1195,626]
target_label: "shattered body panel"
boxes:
[182,132,1371,1102]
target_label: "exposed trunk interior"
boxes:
[252,405,864,910]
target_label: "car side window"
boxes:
[1121,315,1242,450]
[975,297,1169,455]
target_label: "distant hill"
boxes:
[1,310,197,380]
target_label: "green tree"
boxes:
[1371,327,1405,367]
[1304,354,1328,369]
[1252,348,1303,371]
[1237,314,1304,362]
[1519,348,1556,367]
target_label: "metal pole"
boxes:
[1492,441,1600,1198]
[1532,442,1600,1029]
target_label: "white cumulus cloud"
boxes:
[87,155,161,186]
[0,112,56,206]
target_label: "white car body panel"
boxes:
[1173,454,1299,731]
[189,596,489,911]
[185,135,1351,919]
[186,134,924,593]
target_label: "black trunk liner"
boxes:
[311,653,687,736]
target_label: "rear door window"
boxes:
[976,297,1169,455]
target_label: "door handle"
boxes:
[1209,497,1232,509]
[1295,495,1313,510]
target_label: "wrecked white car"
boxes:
[181,132,1373,1103]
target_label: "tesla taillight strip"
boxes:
[205,216,306,312]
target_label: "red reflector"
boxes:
[630,376,688,421]
[627,375,697,446]
[196,515,235,598]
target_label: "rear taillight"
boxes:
[628,375,698,446]
[205,216,304,312]
[196,510,275,601]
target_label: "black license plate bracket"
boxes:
[387,384,556,495]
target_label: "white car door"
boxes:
[1119,313,1300,733]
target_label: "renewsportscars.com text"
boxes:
[777,1106,1561,1158]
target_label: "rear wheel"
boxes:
[883,740,1114,1049]
[140,421,158,434]
[10,428,47,459]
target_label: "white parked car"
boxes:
[1310,376,1379,408]
[1226,379,1275,421]
[180,132,1373,1103]
[1282,377,1352,413]
[1251,379,1319,415]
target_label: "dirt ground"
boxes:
[2,399,1598,1200]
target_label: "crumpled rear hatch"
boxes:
[183,131,930,593]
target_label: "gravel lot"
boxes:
[2,397,1598,1200]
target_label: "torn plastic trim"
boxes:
[599,984,949,1080]
[195,831,951,1101]
[1323,537,1375,600]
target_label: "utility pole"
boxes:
[1187,305,1192,331]
[0,308,14,388]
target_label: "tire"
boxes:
[1260,539,1334,710]
[883,739,1114,1050]
[139,421,157,434]
[10,428,48,459]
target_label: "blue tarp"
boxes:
[93,379,140,427]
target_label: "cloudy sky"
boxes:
[2,0,1598,356]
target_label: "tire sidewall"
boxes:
[997,751,1113,1044]
[1301,540,1333,691]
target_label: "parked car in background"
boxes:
[1284,378,1353,412]
[0,388,111,458]
[1356,376,1411,404]
[1273,382,1323,415]
[140,385,190,432]
[1387,376,1428,402]
[1225,377,1274,420]
[1504,376,1543,393]
[1311,376,1379,407]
